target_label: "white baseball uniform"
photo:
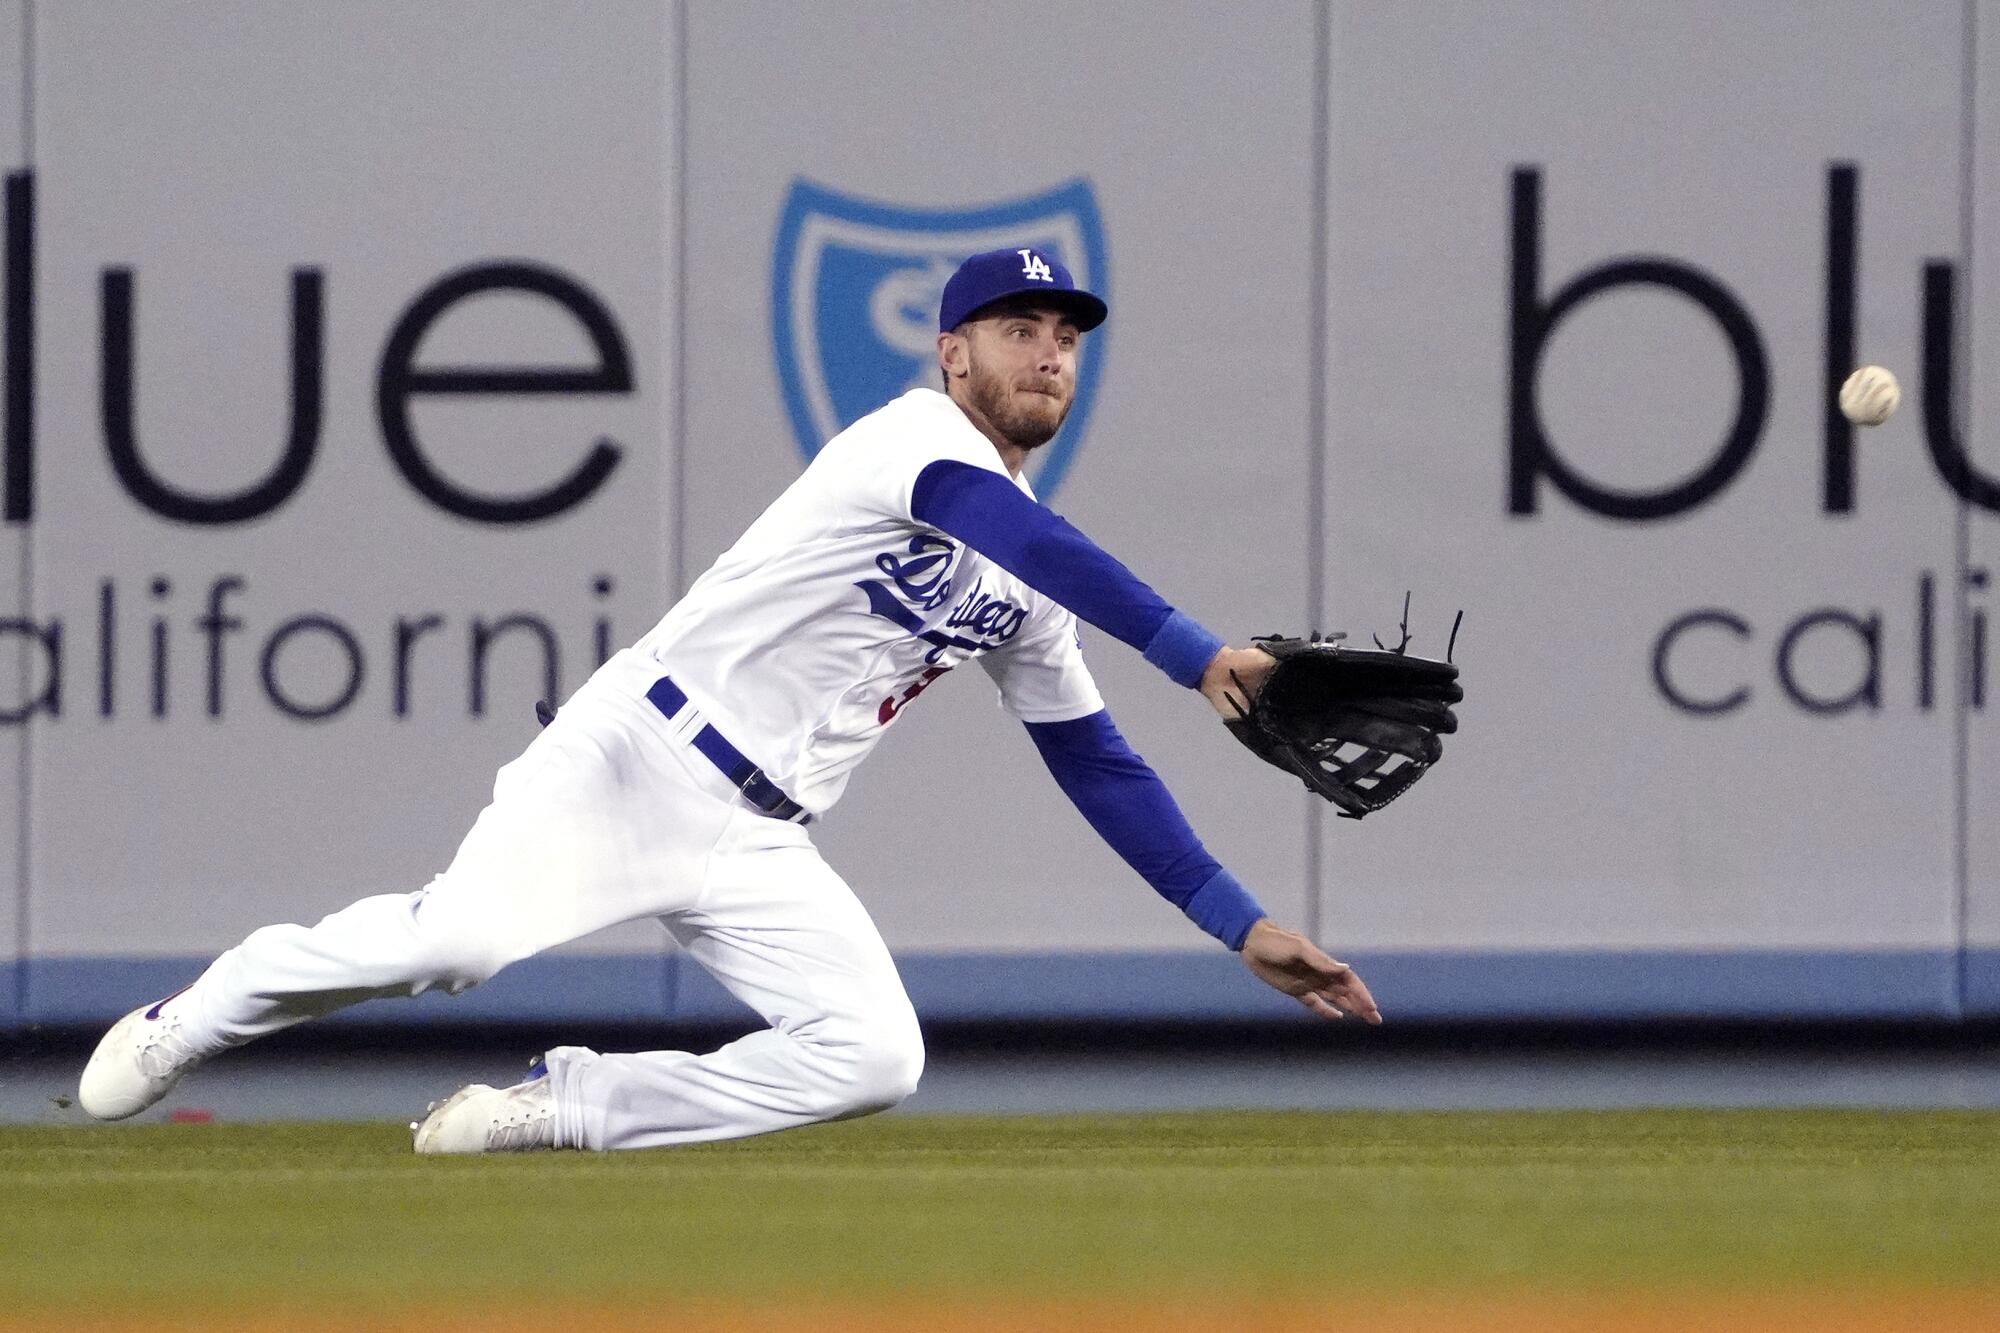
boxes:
[163,389,1137,1150]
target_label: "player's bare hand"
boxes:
[1200,646,1278,721]
[1240,919,1382,1024]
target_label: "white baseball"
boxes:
[1839,365,1900,426]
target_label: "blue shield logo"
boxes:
[772,179,1108,499]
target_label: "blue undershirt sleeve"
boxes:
[1024,709,1267,950]
[911,458,1222,688]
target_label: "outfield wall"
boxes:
[2,1,1995,1027]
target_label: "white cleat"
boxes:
[410,1076,556,1155]
[77,994,208,1121]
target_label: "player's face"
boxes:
[960,306,1079,450]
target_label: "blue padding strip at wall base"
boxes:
[1,947,1970,1029]
[666,950,1300,1023]
[19,954,672,1027]
[671,947,1962,1023]
[26,958,202,1025]
[1343,949,1960,1022]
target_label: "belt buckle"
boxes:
[740,769,809,825]
[734,764,781,811]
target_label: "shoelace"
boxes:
[487,1084,554,1152]
[136,1013,200,1080]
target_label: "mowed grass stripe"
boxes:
[1,1109,1995,1311]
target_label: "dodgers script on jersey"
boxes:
[637,388,1103,813]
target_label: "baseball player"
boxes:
[78,247,1381,1154]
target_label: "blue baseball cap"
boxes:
[939,247,1107,333]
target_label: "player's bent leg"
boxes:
[181,886,532,1042]
[543,1002,924,1152]
[78,884,540,1123]
[544,809,924,1151]
[80,696,733,1121]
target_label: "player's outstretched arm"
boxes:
[1239,920,1382,1024]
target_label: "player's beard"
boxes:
[966,356,1071,450]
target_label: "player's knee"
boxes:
[401,889,534,993]
[820,1022,925,1118]
[426,939,520,993]
[411,920,520,993]
[861,1028,926,1108]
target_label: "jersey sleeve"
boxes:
[977,601,1104,724]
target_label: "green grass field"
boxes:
[3,1109,1996,1328]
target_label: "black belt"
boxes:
[646,675,812,825]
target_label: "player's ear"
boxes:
[937,329,970,384]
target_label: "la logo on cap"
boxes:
[1018,249,1054,282]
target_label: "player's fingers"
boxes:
[1334,978,1383,1025]
[1300,993,1346,1022]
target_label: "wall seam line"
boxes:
[670,0,689,606]
[1953,0,1978,1017]
[1304,0,1330,945]
[13,0,36,1022]
[664,0,691,1014]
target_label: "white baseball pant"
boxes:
[171,649,925,1150]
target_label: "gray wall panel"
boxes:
[683,1,1318,952]
[1322,0,1965,962]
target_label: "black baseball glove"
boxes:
[1223,612,1463,820]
